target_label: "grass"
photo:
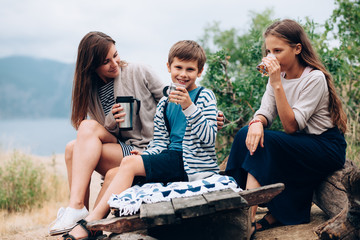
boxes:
[345,109,360,167]
[0,150,69,237]
[0,151,46,211]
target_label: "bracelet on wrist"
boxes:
[248,119,262,127]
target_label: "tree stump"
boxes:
[314,159,360,239]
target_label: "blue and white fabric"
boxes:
[108,174,241,217]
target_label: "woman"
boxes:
[225,19,347,239]
[49,31,165,235]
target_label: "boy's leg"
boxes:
[87,154,145,221]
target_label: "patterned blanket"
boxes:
[107,174,241,217]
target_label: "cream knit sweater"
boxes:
[89,62,165,151]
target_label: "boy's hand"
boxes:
[112,103,126,127]
[169,86,192,110]
[130,150,140,155]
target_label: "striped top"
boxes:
[99,80,115,116]
[143,88,219,181]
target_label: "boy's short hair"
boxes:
[168,40,206,70]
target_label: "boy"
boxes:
[61,40,219,239]
[141,39,219,181]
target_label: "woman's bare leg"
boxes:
[68,120,120,210]
[65,141,124,210]
[93,166,118,214]
[65,140,76,190]
[65,140,90,209]
[66,155,145,239]
[95,143,126,176]
[93,143,125,208]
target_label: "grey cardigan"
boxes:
[89,62,165,151]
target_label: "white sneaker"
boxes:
[48,206,89,236]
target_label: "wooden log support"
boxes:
[313,159,356,218]
[314,159,360,239]
[147,207,251,240]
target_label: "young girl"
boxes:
[225,19,347,237]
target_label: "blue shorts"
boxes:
[140,150,188,184]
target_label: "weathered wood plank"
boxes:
[87,215,146,234]
[203,189,248,211]
[140,201,177,226]
[239,183,285,206]
[88,184,284,236]
[172,194,215,219]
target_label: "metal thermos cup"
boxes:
[115,96,141,131]
[162,83,185,97]
[162,83,186,104]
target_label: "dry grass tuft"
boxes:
[0,151,69,237]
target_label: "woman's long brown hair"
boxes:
[264,19,347,133]
[71,32,115,129]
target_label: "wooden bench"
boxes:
[87,183,284,240]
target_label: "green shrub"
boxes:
[0,151,46,212]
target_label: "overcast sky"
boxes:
[0,0,336,82]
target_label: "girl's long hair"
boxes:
[71,31,120,129]
[264,19,347,133]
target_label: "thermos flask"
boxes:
[115,96,141,131]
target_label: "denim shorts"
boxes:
[140,150,188,183]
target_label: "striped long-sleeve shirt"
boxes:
[143,88,219,181]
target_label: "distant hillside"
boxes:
[0,56,74,119]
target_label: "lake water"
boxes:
[0,118,77,156]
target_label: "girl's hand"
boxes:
[245,122,264,155]
[130,150,140,155]
[169,86,192,110]
[217,111,225,130]
[112,104,126,127]
[262,55,281,87]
